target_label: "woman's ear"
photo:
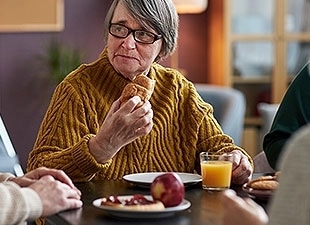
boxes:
[155,51,166,62]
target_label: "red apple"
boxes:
[150,172,185,207]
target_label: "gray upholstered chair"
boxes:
[257,102,279,151]
[0,115,24,176]
[253,102,279,173]
[194,84,246,146]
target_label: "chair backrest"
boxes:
[250,103,279,173]
[257,102,279,150]
[253,151,275,173]
[194,84,246,146]
[0,115,24,176]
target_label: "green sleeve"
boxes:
[263,63,310,169]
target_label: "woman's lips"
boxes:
[115,53,138,61]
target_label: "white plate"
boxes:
[123,172,202,188]
[93,195,191,218]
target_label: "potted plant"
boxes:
[44,39,84,84]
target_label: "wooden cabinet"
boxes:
[224,0,310,119]
[224,0,310,153]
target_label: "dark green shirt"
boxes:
[263,62,310,169]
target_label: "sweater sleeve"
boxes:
[27,81,111,182]
[0,173,15,182]
[0,182,42,225]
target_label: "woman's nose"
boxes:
[121,33,136,50]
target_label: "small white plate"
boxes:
[93,195,191,218]
[123,172,202,188]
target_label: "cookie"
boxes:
[247,174,279,190]
[249,180,278,190]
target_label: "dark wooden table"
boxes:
[46,177,268,225]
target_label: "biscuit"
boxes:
[249,180,278,190]
[247,174,279,190]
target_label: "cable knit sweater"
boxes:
[27,49,252,182]
[0,173,42,225]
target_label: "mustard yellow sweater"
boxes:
[27,50,252,182]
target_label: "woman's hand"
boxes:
[8,167,79,191]
[89,96,153,163]
[29,175,82,216]
[228,150,253,184]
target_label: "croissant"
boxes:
[120,74,155,107]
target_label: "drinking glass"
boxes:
[200,152,233,191]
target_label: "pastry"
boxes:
[101,194,165,211]
[120,74,155,107]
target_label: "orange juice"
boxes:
[201,161,232,190]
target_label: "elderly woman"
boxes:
[27,0,253,183]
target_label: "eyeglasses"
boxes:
[109,23,162,44]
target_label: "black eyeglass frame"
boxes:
[109,23,162,44]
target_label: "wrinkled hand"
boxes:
[89,96,153,163]
[220,189,268,225]
[9,167,79,192]
[227,150,253,184]
[29,175,82,216]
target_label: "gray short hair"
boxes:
[104,0,179,60]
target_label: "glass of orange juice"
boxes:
[199,152,233,191]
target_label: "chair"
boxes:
[253,102,279,173]
[257,102,279,150]
[194,84,246,146]
[253,151,275,173]
[0,115,24,176]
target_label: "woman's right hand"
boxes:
[89,96,153,163]
[29,175,82,216]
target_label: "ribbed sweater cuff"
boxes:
[71,134,112,180]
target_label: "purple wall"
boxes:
[0,0,209,170]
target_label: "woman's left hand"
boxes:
[228,150,253,185]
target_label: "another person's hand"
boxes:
[29,175,82,216]
[89,96,153,163]
[220,189,268,225]
[9,167,79,192]
[228,150,253,184]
